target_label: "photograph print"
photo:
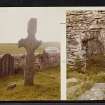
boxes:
[0,7,61,101]
[67,10,105,100]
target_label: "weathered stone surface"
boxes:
[67,78,78,83]
[7,83,16,90]
[77,83,105,100]
[92,83,105,90]
[66,10,105,70]
[18,18,41,86]
[0,54,14,76]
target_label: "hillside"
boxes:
[0,42,60,54]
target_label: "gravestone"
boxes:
[18,18,41,85]
[0,54,14,76]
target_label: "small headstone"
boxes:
[7,83,16,90]
[0,54,14,76]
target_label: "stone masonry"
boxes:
[66,10,105,69]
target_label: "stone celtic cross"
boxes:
[18,18,41,85]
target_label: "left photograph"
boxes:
[0,7,61,100]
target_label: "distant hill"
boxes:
[0,42,60,54]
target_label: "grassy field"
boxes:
[0,42,60,54]
[0,66,60,101]
[67,65,105,100]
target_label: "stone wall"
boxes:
[0,51,60,76]
[66,10,105,69]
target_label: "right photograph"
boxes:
[66,10,105,100]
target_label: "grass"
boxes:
[0,43,25,54]
[0,66,60,101]
[0,43,43,54]
[67,64,105,100]
[0,42,60,54]
[0,43,60,100]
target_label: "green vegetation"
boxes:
[67,55,105,100]
[0,66,60,100]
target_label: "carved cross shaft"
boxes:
[18,18,41,85]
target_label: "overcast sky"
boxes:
[0,7,65,43]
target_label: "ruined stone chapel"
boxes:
[66,10,105,70]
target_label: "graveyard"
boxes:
[0,42,60,100]
[0,18,60,100]
[67,10,105,100]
